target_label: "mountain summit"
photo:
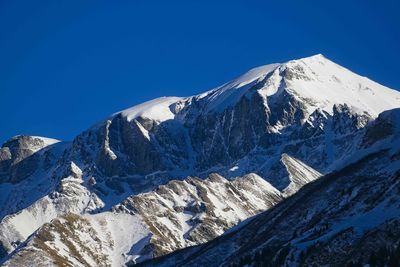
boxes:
[117,54,399,120]
[1,55,399,266]
[83,54,398,188]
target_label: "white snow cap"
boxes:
[115,54,400,121]
[118,96,183,122]
[279,54,400,117]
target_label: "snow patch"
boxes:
[117,97,183,122]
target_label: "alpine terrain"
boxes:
[1,54,399,266]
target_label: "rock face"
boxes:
[115,173,282,261]
[280,153,322,196]
[143,109,400,267]
[1,54,400,266]
[2,213,150,267]
[0,136,59,183]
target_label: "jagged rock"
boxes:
[145,109,400,267]
[2,173,282,266]
[113,173,282,261]
[0,136,59,183]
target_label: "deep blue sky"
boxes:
[1,0,399,144]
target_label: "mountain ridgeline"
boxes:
[1,54,400,266]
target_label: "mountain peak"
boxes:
[1,135,59,151]
[197,54,399,117]
[296,53,326,61]
[107,54,399,124]
[278,55,400,117]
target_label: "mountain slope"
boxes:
[2,173,282,266]
[2,212,150,267]
[144,108,400,267]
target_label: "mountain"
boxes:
[143,108,400,266]
[1,54,399,266]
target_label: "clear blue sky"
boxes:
[1,0,399,144]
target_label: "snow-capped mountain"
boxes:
[144,108,400,266]
[64,54,399,192]
[1,54,399,266]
